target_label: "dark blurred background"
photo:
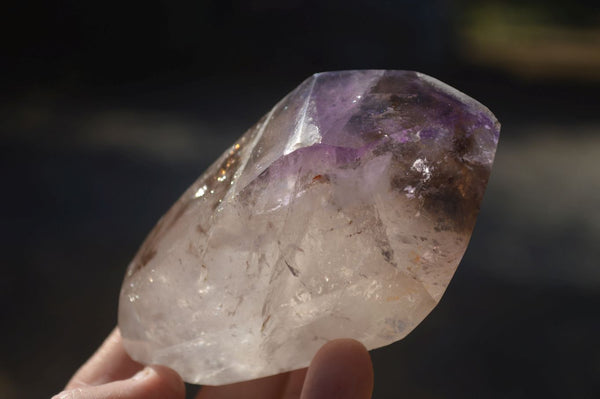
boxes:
[1,1,599,398]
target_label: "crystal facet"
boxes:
[118,70,500,385]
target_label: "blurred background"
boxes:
[1,1,599,398]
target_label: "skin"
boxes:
[53,328,374,399]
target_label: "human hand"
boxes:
[53,328,374,399]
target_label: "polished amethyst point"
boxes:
[119,70,500,385]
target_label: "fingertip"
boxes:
[66,327,143,389]
[301,339,374,399]
[132,365,186,399]
[55,364,186,399]
[149,365,186,399]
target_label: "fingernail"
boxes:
[131,366,156,381]
[53,389,83,399]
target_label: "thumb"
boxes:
[301,339,374,399]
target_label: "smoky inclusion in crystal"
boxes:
[118,70,500,385]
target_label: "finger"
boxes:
[195,371,290,399]
[66,328,143,388]
[54,365,185,399]
[280,368,308,399]
[300,339,374,399]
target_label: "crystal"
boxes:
[118,70,500,385]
